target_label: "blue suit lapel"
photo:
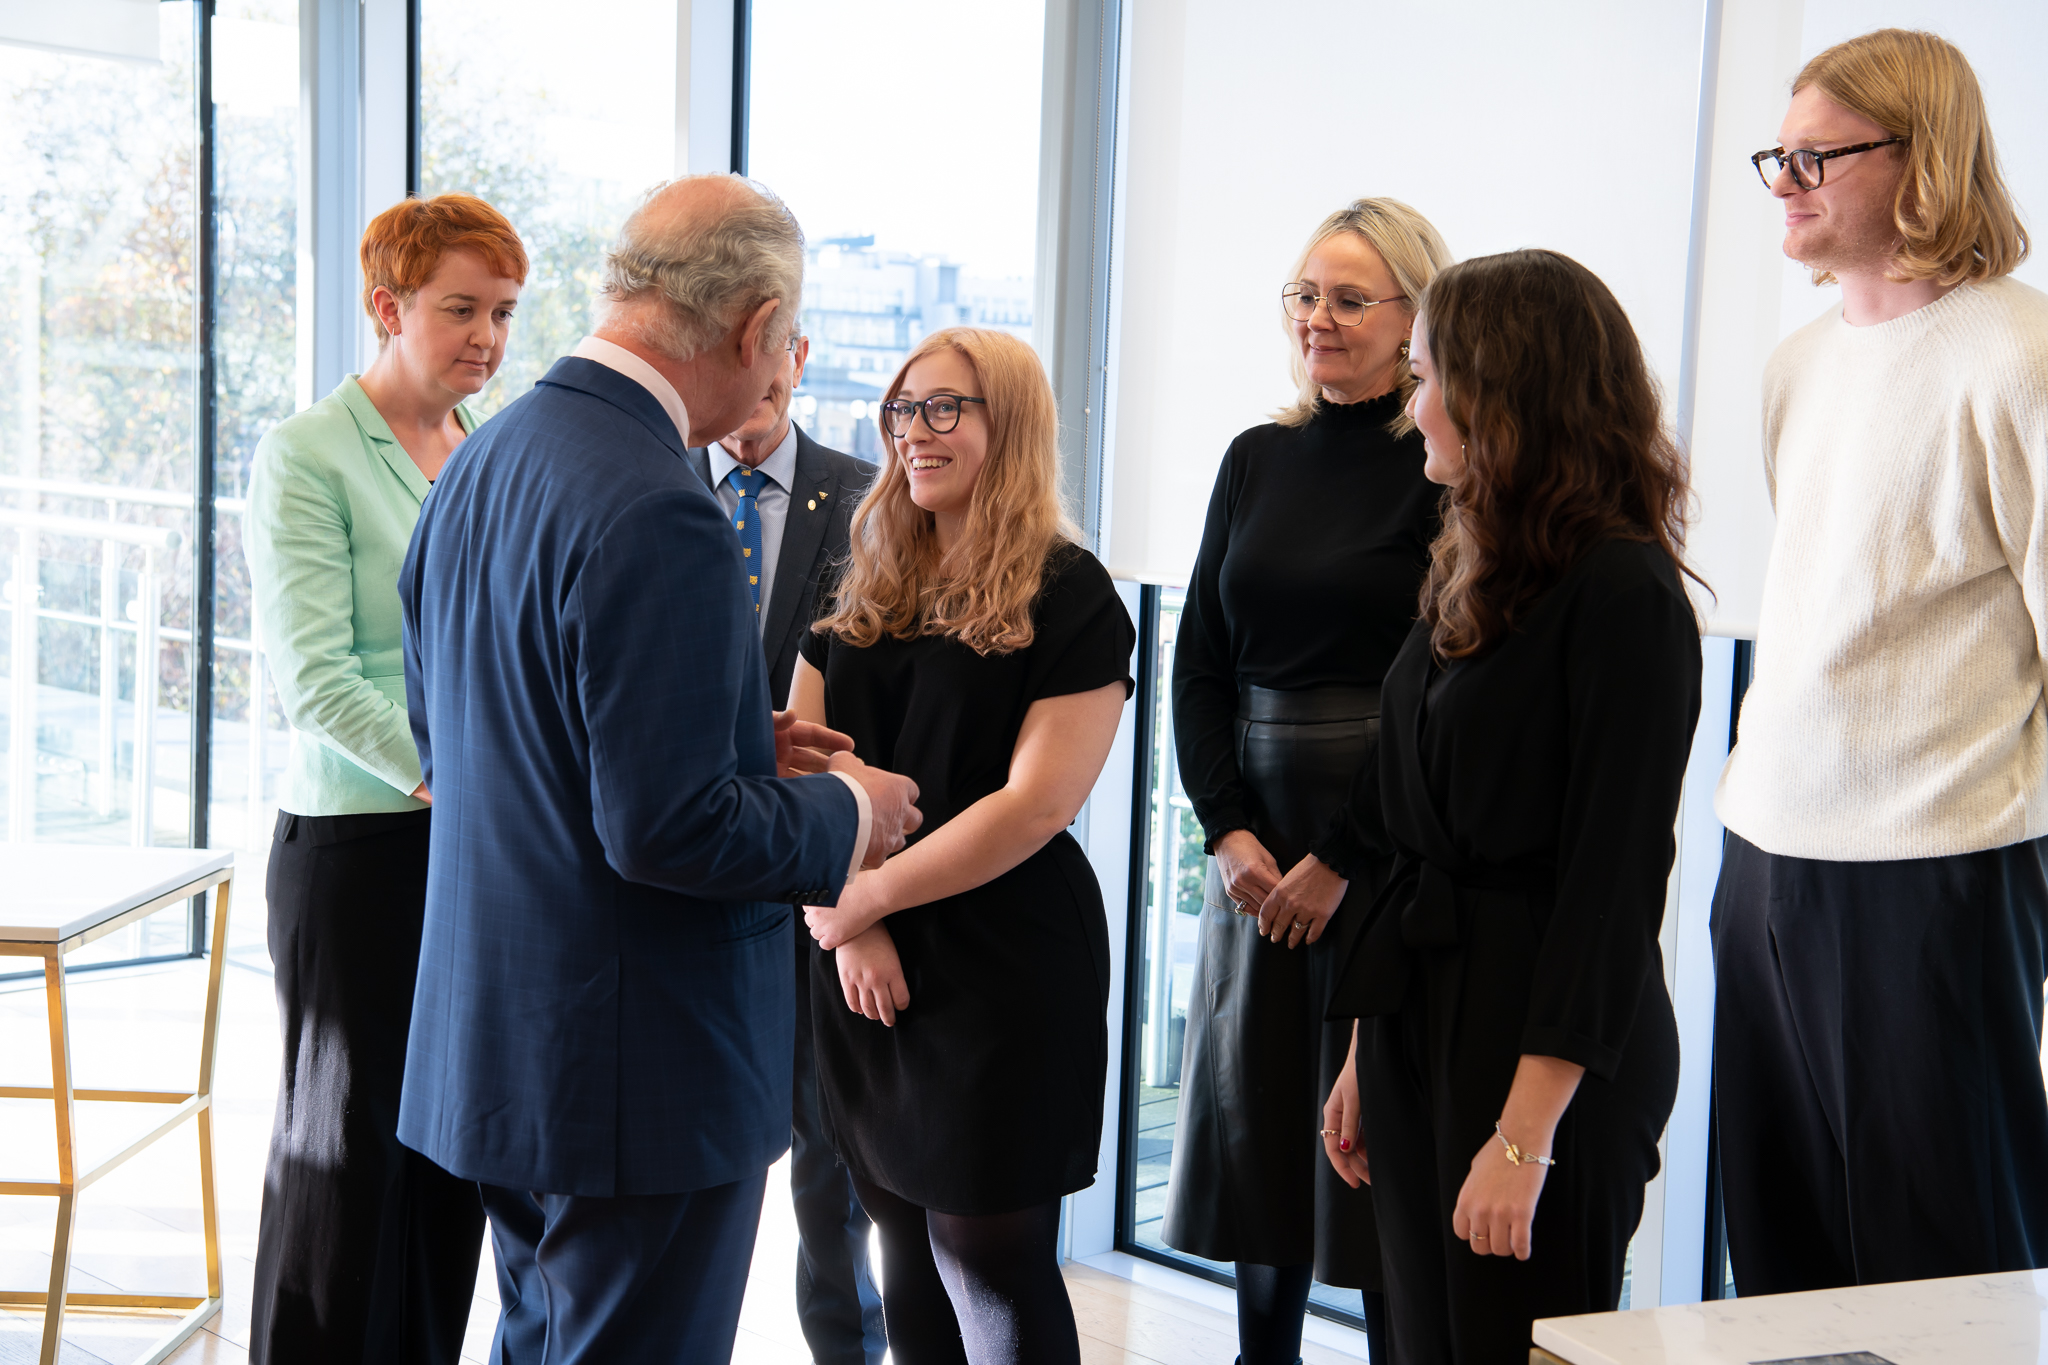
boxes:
[535,356,690,462]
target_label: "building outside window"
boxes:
[747,0,1046,461]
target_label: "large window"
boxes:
[0,1,305,972]
[746,0,1046,460]
[0,5,203,966]
[419,0,679,419]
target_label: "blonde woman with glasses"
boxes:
[796,328,1135,1365]
[1163,198,1453,1364]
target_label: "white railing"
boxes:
[0,476,273,847]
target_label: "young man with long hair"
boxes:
[1714,28,2048,1293]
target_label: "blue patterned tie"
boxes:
[726,466,765,615]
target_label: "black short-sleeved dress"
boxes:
[801,543,1136,1215]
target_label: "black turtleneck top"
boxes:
[1171,390,1442,876]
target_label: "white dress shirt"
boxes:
[568,335,871,877]
[707,422,799,634]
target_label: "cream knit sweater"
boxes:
[1716,275,2048,862]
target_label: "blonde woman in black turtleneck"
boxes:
[1163,198,1452,1365]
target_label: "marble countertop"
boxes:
[1535,1269,2048,1364]
[0,844,233,942]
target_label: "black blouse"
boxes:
[1347,540,1702,1078]
[1172,392,1441,875]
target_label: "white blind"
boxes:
[0,0,159,63]
[1103,0,1708,590]
[1101,0,2048,637]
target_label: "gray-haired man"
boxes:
[396,174,919,1364]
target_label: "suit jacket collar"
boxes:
[760,423,846,653]
[536,355,691,463]
[336,374,473,506]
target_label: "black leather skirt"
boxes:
[1160,684,1389,1286]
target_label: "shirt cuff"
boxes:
[829,770,873,883]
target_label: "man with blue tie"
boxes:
[692,333,881,1365]
[396,174,920,1365]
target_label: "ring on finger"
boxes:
[1319,1128,1340,1137]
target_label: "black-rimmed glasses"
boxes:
[1281,284,1408,327]
[1751,137,1906,191]
[880,394,987,438]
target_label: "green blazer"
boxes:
[246,376,475,816]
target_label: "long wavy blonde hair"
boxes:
[816,328,1079,655]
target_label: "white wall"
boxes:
[1104,0,1708,589]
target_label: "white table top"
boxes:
[1536,1269,2048,1364]
[0,845,233,942]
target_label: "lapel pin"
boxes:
[807,499,817,510]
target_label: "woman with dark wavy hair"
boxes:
[1322,248,1702,1363]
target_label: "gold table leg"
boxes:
[13,872,231,1365]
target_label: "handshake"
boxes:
[774,711,921,867]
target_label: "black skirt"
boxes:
[811,830,1112,1215]
[1160,685,1387,1286]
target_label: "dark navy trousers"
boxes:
[1713,832,2048,1294]
[793,932,888,1364]
[481,1174,767,1365]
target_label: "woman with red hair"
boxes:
[245,192,526,1365]
[1323,249,1701,1361]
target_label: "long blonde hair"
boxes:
[816,328,1079,655]
[1795,29,2028,286]
[1273,198,1454,433]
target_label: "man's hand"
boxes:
[829,751,921,868]
[774,709,854,778]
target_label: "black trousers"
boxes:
[1712,832,2048,1294]
[250,810,486,1365]
[793,930,886,1364]
[1359,896,1677,1365]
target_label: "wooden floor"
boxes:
[0,894,1370,1365]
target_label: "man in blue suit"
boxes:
[397,174,920,1364]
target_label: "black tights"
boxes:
[1235,1262,1391,1365]
[851,1174,1080,1365]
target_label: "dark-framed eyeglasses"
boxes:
[1281,284,1407,327]
[1751,137,1906,191]
[880,394,987,438]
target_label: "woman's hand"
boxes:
[1451,1128,1550,1260]
[1258,853,1347,947]
[411,782,431,804]
[1214,829,1282,917]
[1322,1021,1371,1187]
[835,923,909,1026]
[804,872,888,951]
[1450,1054,1584,1260]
